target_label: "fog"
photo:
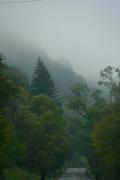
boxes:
[0,0,120,82]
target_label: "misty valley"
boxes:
[0,0,120,180]
[0,51,120,180]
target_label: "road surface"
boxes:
[58,168,91,180]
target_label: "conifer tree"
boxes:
[31,57,56,97]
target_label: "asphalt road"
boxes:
[58,168,91,180]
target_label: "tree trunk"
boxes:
[40,172,45,180]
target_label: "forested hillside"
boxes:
[0,1,120,179]
[4,46,84,97]
[1,50,120,180]
[1,1,120,179]
[0,53,70,180]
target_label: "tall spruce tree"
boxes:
[31,57,56,97]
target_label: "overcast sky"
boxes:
[0,0,120,81]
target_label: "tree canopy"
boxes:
[31,57,56,97]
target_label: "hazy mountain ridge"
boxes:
[0,38,84,96]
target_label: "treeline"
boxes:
[0,52,120,180]
[0,54,70,180]
[66,66,120,180]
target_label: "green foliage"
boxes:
[65,117,87,167]
[27,95,70,178]
[91,105,120,179]
[4,168,39,180]
[98,66,120,101]
[0,55,28,177]
[2,65,30,123]
[0,78,17,108]
[28,112,69,174]
[5,66,29,89]
[31,57,56,97]
[0,116,26,178]
[87,89,107,125]
[0,55,18,110]
[66,70,120,179]
[0,53,70,180]
[11,94,70,179]
[4,66,30,105]
[30,94,60,116]
[13,105,38,140]
[67,82,89,119]
[5,52,120,180]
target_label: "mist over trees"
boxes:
[0,48,120,180]
[4,45,85,97]
[0,0,120,179]
[0,54,70,180]
[31,57,57,98]
[65,66,120,180]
